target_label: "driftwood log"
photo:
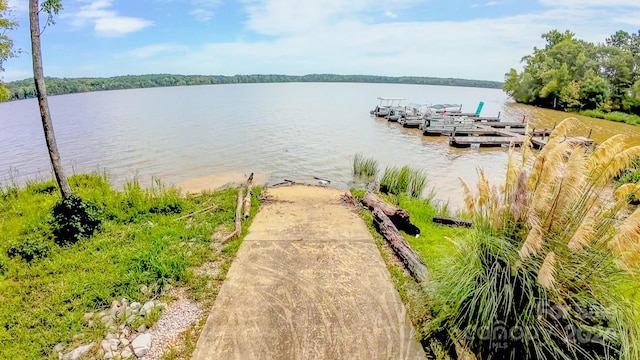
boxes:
[362,191,420,236]
[243,173,254,219]
[372,208,429,282]
[220,187,244,243]
[432,216,472,228]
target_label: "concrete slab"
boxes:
[192,185,425,360]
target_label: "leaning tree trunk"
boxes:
[29,0,71,199]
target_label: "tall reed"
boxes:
[352,153,379,178]
[433,118,640,360]
[379,165,427,198]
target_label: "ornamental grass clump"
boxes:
[434,117,640,360]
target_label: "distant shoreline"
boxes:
[2,73,503,102]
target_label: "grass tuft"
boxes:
[379,165,428,198]
[352,153,379,178]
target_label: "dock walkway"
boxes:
[192,185,425,360]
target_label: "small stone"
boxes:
[121,298,128,306]
[124,307,134,318]
[120,338,130,347]
[121,348,133,359]
[136,324,147,333]
[54,342,65,353]
[132,333,152,357]
[121,328,131,337]
[104,350,114,359]
[118,324,126,331]
[140,301,155,316]
[105,334,117,340]
[179,241,186,247]
[109,339,120,351]
[129,302,141,311]
[87,320,94,328]
[139,285,149,296]
[72,334,84,341]
[62,342,95,360]
[83,312,94,322]
[125,315,137,324]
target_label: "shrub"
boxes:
[51,194,102,246]
[435,118,640,359]
[7,235,51,263]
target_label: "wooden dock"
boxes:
[449,136,523,148]
[531,136,595,149]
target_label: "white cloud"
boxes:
[384,10,398,18]
[538,0,640,7]
[66,0,153,37]
[121,44,189,59]
[125,1,639,81]
[189,0,222,21]
[6,0,27,12]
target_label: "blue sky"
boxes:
[2,0,640,82]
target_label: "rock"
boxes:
[121,327,131,337]
[140,301,155,316]
[109,339,120,351]
[129,302,141,311]
[125,315,137,324]
[121,348,133,359]
[83,312,94,322]
[136,324,147,333]
[87,320,94,328]
[105,334,117,340]
[118,324,126,331]
[62,342,95,360]
[120,338,130,347]
[54,342,65,353]
[132,333,152,357]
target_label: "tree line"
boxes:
[504,29,640,116]
[3,73,502,101]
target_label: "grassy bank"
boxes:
[0,174,260,359]
[577,109,640,126]
[351,190,471,357]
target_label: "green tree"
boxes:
[29,0,71,199]
[0,0,18,101]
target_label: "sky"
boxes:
[2,0,640,82]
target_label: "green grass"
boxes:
[351,189,471,358]
[352,153,379,178]
[578,109,640,126]
[379,165,428,198]
[0,174,261,359]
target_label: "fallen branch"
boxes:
[174,204,218,221]
[361,191,420,236]
[432,216,472,228]
[220,186,244,243]
[243,173,254,219]
[373,208,429,282]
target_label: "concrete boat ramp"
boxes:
[192,185,425,359]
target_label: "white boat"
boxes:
[370,97,405,117]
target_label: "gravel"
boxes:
[140,289,204,360]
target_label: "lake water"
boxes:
[2,82,639,208]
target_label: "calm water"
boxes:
[2,83,639,208]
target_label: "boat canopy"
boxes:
[428,104,461,109]
[377,97,406,107]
